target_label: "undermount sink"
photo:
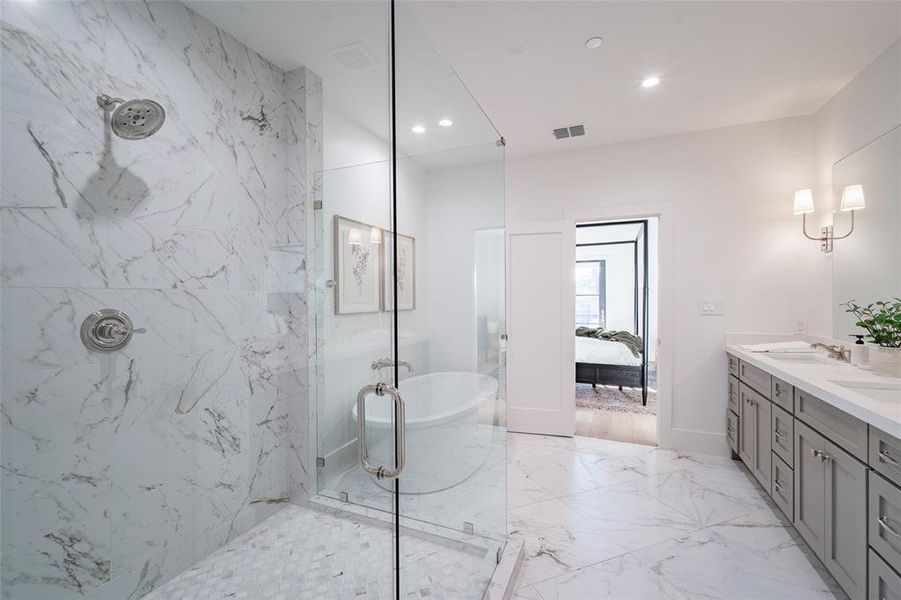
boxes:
[829,380,901,403]
[765,353,832,364]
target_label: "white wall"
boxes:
[507,116,817,453]
[424,159,505,373]
[811,39,901,337]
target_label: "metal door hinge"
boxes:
[496,136,506,147]
[463,521,475,535]
[316,456,325,468]
[313,200,323,210]
[339,491,349,502]
[496,547,503,564]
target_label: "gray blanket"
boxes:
[576,327,643,358]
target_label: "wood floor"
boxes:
[574,405,657,446]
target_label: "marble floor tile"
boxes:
[631,509,841,599]
[620,465,769,527]
[531,553,689,600]
[509,498,629,583]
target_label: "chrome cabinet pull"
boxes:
[879,449,900,466]
[773,480,785,493]
[810,448,830,461]
[878,515,901,539]
[357,382,406,480]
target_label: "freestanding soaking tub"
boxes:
[352,371,498,494]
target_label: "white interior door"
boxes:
[506,220,575,436]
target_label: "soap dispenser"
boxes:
[849,334,869,368]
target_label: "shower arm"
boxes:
[96,93,125,112]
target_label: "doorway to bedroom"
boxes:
[574,219,659,446]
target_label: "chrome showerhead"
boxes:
[97,93,166,140]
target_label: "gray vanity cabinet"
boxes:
[739,383,771,491]
[870,549,901,600]
[824,439,868,600]
[772,404,794,467]
[871,428,901,488]
[870,471,901,575]
[795,421,827,561]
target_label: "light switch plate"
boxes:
[698,298,725,316]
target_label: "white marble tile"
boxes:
[632,508,842,599]
[558,483,700,552]
[0,1,316,598]
[509,498,629,583]
[531,553,688,600]
[621,466,769,527]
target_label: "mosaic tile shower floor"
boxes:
[145,503,494,600]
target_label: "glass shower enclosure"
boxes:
[0,0,506,598]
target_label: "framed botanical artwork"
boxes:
[334,215,383,315]
[383,231,416,311]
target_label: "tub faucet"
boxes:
[811,343,851,363]
[371,357,413,372]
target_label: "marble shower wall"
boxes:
[0,2,318,598]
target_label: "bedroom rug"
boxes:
[576,382,657,416]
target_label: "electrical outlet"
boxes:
[796,320,808,334]
[698,298,725,316]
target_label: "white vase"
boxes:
[869,346,901,378]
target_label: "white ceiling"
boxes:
[188,1,901,161]
[411,0,901,156]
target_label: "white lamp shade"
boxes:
[840,184,865,211]
[793,189,815,215]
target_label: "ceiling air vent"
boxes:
[553,124,586,140]
[328,42,375,70]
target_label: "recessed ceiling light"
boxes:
[585,37,604,49]
[641,76,661,88]
[438,118,453,127]
[411,125,426,134]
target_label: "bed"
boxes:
[575,336,645,398]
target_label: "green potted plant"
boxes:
[843,298,901,377]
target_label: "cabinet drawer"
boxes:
[771,404,794,467]
[870,549,901,600]
[795,390,868,462]
[727,410,739,454]
[771,376,793,413]
[727,353,739,378]
[872,427,901,489]
[739,360,772,398]
[870,471,901,576]
[772,452,794,521]
[728,375,740,414]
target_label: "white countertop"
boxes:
[726,343,901,439]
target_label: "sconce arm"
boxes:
[831,210,855,240]
[801,213,821,241]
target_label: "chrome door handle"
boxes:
[878,515,901,539]
[879,450,900,466]
[811,449,824,459]
[357,382,406,480]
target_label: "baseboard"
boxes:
[664,427,730,457]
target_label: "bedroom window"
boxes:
[575,260,606,328]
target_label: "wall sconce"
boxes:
[794,186,865,253]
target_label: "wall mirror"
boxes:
[832,124,901,340]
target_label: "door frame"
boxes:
[564,203,673,450]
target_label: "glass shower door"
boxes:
[393,2,508,596]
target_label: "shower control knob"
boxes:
[80,309,145,353]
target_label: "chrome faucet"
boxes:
[371,357,413,372]
[811,343,851,363]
